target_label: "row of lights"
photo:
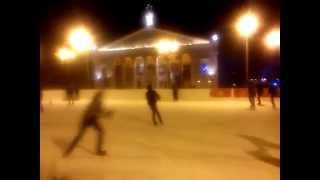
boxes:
[55,9,279,83]
[56,29,181,61]
[197,80,213,83]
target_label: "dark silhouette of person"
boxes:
[172,82,179,101]
[257,80,264,106]
[146,85,163,126]
[66,85,74,105]
[269,81,278,109]
[73,84,80,101]
[64,90,113,157]
[248,79,257,110]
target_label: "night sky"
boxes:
[40,0,280,87]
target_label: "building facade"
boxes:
[92,7,218,89]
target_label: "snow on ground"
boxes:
[40,98,280,180]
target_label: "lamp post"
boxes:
[67,26,96,87]
[236,12,259,81]
[264,28,280,81]
[56,47,77,88]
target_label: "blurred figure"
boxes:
[248,79,257,110]
[64,90,113,157]
[269,80,279,109]
[256,79,265,106]
[65,85,74,105]
[65,83,79,105]
[172,82,179,101]
[73,84,80,101]
[146,85,163,126]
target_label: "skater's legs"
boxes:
[154,106,163,124]
[257,95,261,105]
[93,123,105,153]
[249,96,255,110]
[64,126,86,156]
[150,105,158,125]
[271,96,276,109]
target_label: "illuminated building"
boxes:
[93,5,218,88]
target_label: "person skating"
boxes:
[146,85,163,126]
[269,80,278,109]
[73,84,80,101]
[66,85,74,105]
[248,79,257,110]
[64,90,113,157]
[256,79,264,106]
[172,82,179,101]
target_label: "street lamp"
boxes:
[67,26,96,86]
[265,29,280,49]
[236,12,259,81]
[68,26,96,52]
[56,47,76,62]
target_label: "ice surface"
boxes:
[40,98,279,180]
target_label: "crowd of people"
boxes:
[65,84,79,105]
[40,80,279,156]
[248,78,279,110]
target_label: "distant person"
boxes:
[269,81,278,109]
[66,85,74,105]
[256,80,265,106]
[146,85,163,126]
[73,84,80,101]
[248,79,257,110]
[64,90,113,157]
[172,82,179,101]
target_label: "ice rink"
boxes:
[40,98,280,180]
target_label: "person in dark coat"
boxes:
[73,84,80,101]
[64,90,113,157]
[172,82,179,101]
[256,80,264,106]
[66,85,74,105]
[146,85,163,125]
[269,81,278,109]
[248,79,257,110]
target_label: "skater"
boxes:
[146,85,163,126]
[66,85,74,105]
[73,84,80,101]
[256,79,264,106]
[269,80,278,109]
[64,90,113,157]
[248,79,257,110]
[172,82,179,101]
